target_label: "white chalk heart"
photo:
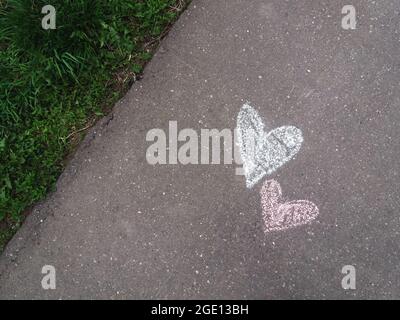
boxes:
[237,103,303,188]
[261,179,319,232]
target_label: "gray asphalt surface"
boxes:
[1,0,400,299]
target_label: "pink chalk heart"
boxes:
[260,180,319,232]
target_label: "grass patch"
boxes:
[0,0,189,252]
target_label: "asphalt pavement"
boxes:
[1,0,400,299]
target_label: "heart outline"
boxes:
[261,179,319,232]
[237,103,304,189]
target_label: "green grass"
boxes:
[0,0,188,251]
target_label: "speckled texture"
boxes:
[1,0,400,299]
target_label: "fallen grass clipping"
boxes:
[0,0,188,251]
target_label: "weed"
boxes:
[0,0,189,251]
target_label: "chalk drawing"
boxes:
[261,180,319,232]
[237,103,303,188]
